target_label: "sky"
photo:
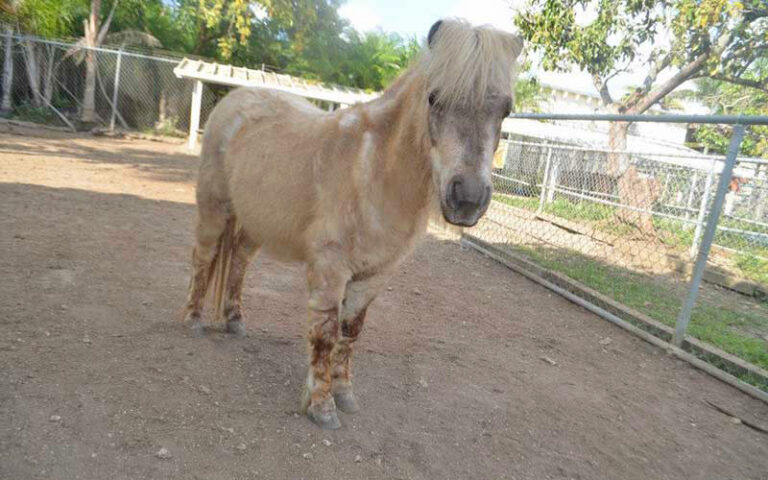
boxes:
[337,0,688,102]
[338,0,523,39]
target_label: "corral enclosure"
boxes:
[2,29,768,478]
[1,122,768,479]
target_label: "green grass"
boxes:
[492,194,615,221]
[492,193,538,210]
[12,104,59,125]
[493,193,768,286]
[507,245,768,389]
[653,217,695,250]
[735,254,768,286]
[545,198,614,222]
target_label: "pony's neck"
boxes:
[362,71,433,219]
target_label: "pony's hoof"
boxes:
[334,390,360,414]
[186,313,204,337]
[307,403,341,430]
[226,318,246,337]
[190,322,204,337]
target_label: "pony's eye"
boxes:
[428,90,439,107]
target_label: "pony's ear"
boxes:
[427,20,443,48]
[507,33,524,59]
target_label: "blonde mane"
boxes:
[413,19,523,109]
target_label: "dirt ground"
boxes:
[1,126,767,480]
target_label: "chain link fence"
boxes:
[471,122,768,394]
[0,33,219,134]
[490,137,768,268]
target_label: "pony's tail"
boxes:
[210,217,239,322]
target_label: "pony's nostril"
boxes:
[447,177,463,209]
[452,179,464,201]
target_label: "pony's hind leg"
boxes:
[221,228,260,337]
[330,273,388,413]
[184,206,228,335]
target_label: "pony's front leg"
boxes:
[330,273,389,414]
[300,259,350,430]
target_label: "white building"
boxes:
[535,78,690,147]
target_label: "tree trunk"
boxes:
[608,117,660,238]
[22,41,43,107]
[81,0,101,123]
[1,25,13,113]
[42,44,55,104]
[607,120,629,176]
[81,49,97,122]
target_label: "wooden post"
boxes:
[188,80,203,150]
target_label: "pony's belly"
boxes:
[236,208,309,262]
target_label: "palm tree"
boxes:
[1,21,13,114]
[74,0,159,124]
[1,1,21,114]
[1,0,77,114]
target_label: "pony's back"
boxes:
[197,87,332,262]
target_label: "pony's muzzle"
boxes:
[443,175,491,227]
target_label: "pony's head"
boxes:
[420,19,523,227]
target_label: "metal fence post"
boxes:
[546,153,559,204]
[537,145,553,214]
[690,159,716,260]
[673,125,745,347]
[685,171,698,220]
[109,49,123,132]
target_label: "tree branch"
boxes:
[641,51,672,95]
[631,51,710,114]
[96,0,119,46]
[630,10,745,114]
[709,74,768,92]
[592,74,613,106]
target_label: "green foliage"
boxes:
[6,0,85,36]
[680,62,768,158]
[154,0,419,91]
[514,75,543,113]
[3,0,427,92]
[515,0,659,78]
[11,103,58,123]
[310,30,417,91]
[515,0,768,113]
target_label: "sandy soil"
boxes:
[1,126,767,480]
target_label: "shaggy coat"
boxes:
[184,19,523,429]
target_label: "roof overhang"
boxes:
[173,58,378,106]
